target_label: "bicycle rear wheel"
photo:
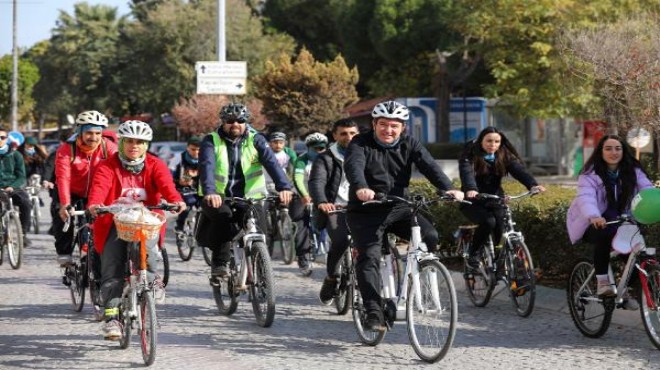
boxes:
[202,246,212,266]
[351,277,386,346]
[250,241,276,327]
[6,212,23,269]
[407,259,457,363]
[31,197,40,234]
[212,257,239,316]
[160,247,169,287]
[139,292,157,366]
[177,215,196,261]
[279,213,295,265]
[567,259,612,338]
[506,240,536,317]
[68,238,85,312]
[87,249,103,321]
[464,247,495,307]
[640,260,660,350]
[334,250,353,315]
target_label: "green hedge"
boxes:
[409,179,660,286]
[424,143,464,159]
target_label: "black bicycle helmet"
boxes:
[219,103,251,123]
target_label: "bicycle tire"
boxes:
[31,197,40,234]
[351,272,386,346]
[250,241,276,327]
[212,257,239,315]
[139,292,157,366]
[68,237,85,312]
[506,240,536,317]
[279,213,295,265]
[640,260,660,350]
[87,248,103,321]
[6,212,23,269]
[334,250,353,315]
[202,246,212,266]
[464,247,495,307]
[176,214,195,261]
[406,259,457,363]
[160,247,169,287]
[566,259,612,338]
[119,294,133,349]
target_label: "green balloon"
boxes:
[632,188,660,224]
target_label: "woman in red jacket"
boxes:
[87,120,185,340]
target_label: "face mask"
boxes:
[484,153,496,162]
[25,148,36,156]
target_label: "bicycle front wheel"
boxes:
[640,260,660,350]
[250,241,276,327]
[279,214,295,265]
[407,259,457,363]
[212,258,239,316]
[68,238,85,312]
[465,247,495,307]
[31,197,40,234]
[119,293,133,349]
[567,259,612,338]
[6,212,23,269]
[506,240,536,317]
[351,276,386,346]
[334,250,353,315]
[177,216,196,261]
[202,246,212,266]
[87,249,103,321]
[160,247,169,287]
[140,292,157,366]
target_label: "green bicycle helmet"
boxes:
[631,187,660,224]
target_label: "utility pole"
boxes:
[11,0,19,131]
[217,0,225,62]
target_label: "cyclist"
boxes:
[0,125,32,246]
[54,110,118,266]
[173,136,202,235]
[196,103,293,279]
[292,132,328,276]
[344,100,464,331]
[309,118,360,303]
[265,131,297,193]
[87,120,185,340]
[567,134,652,307]
[42,130,71,235]
[458,126,546,269]
[19,136,48,179]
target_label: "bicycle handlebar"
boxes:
[363,193,471,206]
[472,188,541,201]
[605,214,635,225]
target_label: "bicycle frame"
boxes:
[228,198,267,291]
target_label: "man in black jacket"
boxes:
[309,118,359,304]
[344,101,464,332]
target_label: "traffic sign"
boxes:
[195,61,247,95]
[627,127,651,148]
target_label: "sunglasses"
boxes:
[313,146,326,152]
[224,118,247,124]
[0,136,7,140]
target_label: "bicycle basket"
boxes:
[113,208,165,242]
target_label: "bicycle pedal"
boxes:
[209,276,221,287]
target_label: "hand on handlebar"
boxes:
[444,190,465,201]
[356,188,375,202]
[589,216,607,229]
[205,194,222,208]
[531,185,546,194]
[466,190,479,199]
[318,203,336,214]
[87,204,104,218]
[173,201,187,214]
[279,190,293,206]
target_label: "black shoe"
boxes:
[319,276,337,305]
[23,236,31,248]
[365,310,385,332]
[466,256,480,270]
[211,263,229,278]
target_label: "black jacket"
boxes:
[309,145,343,204]
[344,132,453,206]
[458,142,537,197]
[173,151,200,192]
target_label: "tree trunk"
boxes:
[433,51,451,143]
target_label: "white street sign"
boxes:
[195,61,247,95]
[627,127,651,148]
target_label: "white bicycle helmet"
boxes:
[372,100,409,121]
[75,110,108,127]
[117,120,153,141]
[305,132,328,147]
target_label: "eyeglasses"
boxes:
[0,136,7,140]
[224,118,246,124]
[313,146,326,152]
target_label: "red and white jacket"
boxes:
[87,153,182,254]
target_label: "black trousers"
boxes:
[459,203,506,256]
[316,211,351,277]
[197,200,268,265]
[347,204,438,313]
[583,224,617,275]
[9,190,31,235]
[53,196,86,255]
[289,198,310,267]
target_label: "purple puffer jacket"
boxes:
[566,168,653,244]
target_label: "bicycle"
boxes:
[567,214,660,349]
[350,193,461,363]
[174,189,211,265]
[265,195,296,264]
[62,202,103,320]
[0,189,24,269]
[97,202,179,366]
[439,224,477,259]
[307,203,328,264]
[25,174,42,234]
[210,197,275,327]
[463,190,539,317]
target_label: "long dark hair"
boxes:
[19,142,48,166]
[581,134,647,212]
[462,126,523,177]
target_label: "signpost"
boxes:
[195,61,247,95]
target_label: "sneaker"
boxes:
[596,281,615,296]
[365,310,386,332]
[211,263,230,278]
[152,277,166,304]
[102,319,122,340]
[57,254,73,267]
[300,266,313,277]
[319,276,337,305]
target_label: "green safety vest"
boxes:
[210,130,267,199]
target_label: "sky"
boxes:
[0,0,131,56]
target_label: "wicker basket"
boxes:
[113,209,165,242]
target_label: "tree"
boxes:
[0,55,39,124]
[253,48,359,136]
[172,94,266,135]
